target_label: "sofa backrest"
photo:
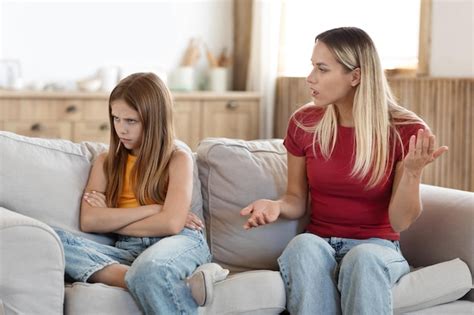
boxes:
[197,138,308,273]
[0,131,203,245]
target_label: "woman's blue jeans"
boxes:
[278,233,410,315]
[55,228,211,315]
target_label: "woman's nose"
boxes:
[306,69,316,84]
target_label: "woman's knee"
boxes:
[279,233,334,267]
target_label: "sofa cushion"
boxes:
[65,283,141,315]
[0,131,113,244]
[197,138,308,273]
[392,258,472,314]
[0,131,204,245]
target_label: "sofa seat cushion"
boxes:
[65,283,141,315]
[403,300,474,314]
[65,270,286,315]
[201,270,285,315]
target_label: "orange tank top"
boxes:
[118,154,140,208]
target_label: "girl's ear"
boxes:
[351,68,361,87]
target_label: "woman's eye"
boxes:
[319,68,327,72]
[113,116,119,121]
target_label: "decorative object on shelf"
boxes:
[0,59,23,90]
[206,47,233,92]
[169,38,201,91]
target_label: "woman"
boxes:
[240,27,448,314]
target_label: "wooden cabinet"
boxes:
[0,91,260,150]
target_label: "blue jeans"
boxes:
[55,228,212,315]
[278,233,410,315]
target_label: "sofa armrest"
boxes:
[0,207,65,315]
[400,185,474,301]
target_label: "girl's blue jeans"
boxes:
[54,227,211,315]
[278,233,410,315]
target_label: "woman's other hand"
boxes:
[185,212,205,230]
[404,129,448,178]
[240,199,281,230]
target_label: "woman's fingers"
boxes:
[408,135,416,156]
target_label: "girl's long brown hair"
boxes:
[104,72,175,207]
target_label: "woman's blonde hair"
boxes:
[104,72,175,207]
[296,27,424,189]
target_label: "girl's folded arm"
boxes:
[114,149,193,237]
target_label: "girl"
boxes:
[55,72,211,314]
[240,27,448,314]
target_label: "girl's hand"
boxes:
[240,199,281,230]
[83,191,107,208]
[185,212,204,230]
[404,129,448,178]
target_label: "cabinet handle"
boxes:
[66,105,77,113]
[226,100,239,110]
[31,123,43,132]
[99,123,109,131]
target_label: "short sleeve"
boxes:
[397,122,428,161]
[283,116,305,156]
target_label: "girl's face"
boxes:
[306,40,358,108]
[111,100,143,155]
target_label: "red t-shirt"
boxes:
[283,105,425,240]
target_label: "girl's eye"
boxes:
[126,119,137,124]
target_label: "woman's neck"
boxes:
[334,89,356,127]
[334,103,354,127]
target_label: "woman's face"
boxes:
[111,99,143,155]
[306,40,357,107]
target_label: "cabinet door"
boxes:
[202,100,259,140]
[4,121,72,139]
[74,121,110,144]
[0,99,21,121]
[19,99,83,121]
[82,99,109,120]
[174,101,201,150]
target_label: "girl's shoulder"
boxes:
[94,151,109,165]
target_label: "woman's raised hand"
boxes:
[240,199,281,230]
[404,129,448,177]
[83,191,107,208]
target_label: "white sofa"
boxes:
[0,131,473,315]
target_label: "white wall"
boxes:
[430,0,474,77]
[0,0,232,86]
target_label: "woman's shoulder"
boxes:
[393,119,428,136]
[291,103,325,127]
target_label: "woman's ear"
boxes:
[351,68,361,87]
